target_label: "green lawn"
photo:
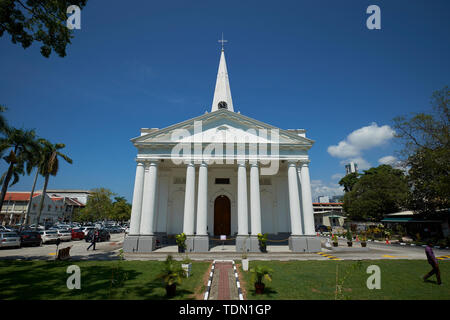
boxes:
[0,260,210,300]
[240,260,450,300]
[2,259,449,300]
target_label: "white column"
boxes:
[183,162,196,235]
[129,161,145,235]
[140,161,159,235]
[196,162,208,235]
[237,161,249,235]
[288,161,303,235]
[250,162,262,235]
[300,162,315,235]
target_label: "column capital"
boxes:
[143,160,159,168]
[199,161,208,168]
[287,160,299,166]
[299,160,311,167]
[183,160,196,167]
[249,161,259,167]
[237,159,247,166]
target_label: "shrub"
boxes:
[175,233,186,249]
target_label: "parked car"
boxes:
[106,226,123,234]
[315,225,330,233]
[0,232,21,248]
[39,230,59,244]
[81,226,95,236]
[56,229,72,241]
[19,231,42,247]
[71,228,85,240]
[85,229,111,243]
[0,226,12,232]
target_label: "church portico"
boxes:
[123,41,320,253]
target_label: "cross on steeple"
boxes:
[218,33,227,51]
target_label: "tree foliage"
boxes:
[0,0,88,57]
[393,86,450,214]
[78,188,115,222]
[338,172,360,192]
[343,165,409,221]
[111,196,131,222]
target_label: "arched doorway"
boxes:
[214,195,231,236]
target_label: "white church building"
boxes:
[123,44,320,253]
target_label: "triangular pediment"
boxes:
[132,109,313,148]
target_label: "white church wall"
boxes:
[155,174,169,233]
[275,175,291,233]
[260,189,275,234]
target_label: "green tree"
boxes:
[78,188,115,222]
[35,139,72,225]
[111,197,131,223]
[393,86,449,214]
[0,0,88,57]
[343,165,409,221]
[0,127,39,213]
[338,172,360,192]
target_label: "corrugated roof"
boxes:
[4,192,40,201]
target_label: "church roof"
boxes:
[131,108,314,147]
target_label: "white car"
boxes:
[0,232,21,248]
[56,229,72,241]
[0,226,12,232]
[81,226,95,236]
[39,230,59,244]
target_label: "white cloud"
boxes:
[310,180,344,200]
[378,155,405,170]
[378,155,397,165]
[328,123,395,158]
[331,173,344,180]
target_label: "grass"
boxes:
[0,260,210,300]
[2,259,449,300]
[240,260,450,300]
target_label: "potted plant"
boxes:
[250,265,273,294]
[257,233,268,252]
[175,232,186,253]
[360,232,367,247]
[157,255,185,297]
[346,230,353,247]
[181,255,192,278]
[332,234,338,247]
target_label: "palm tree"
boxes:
[0,128,39,213]
[22,145,45,225]
[0,105,8,135]
[35,139,73,226]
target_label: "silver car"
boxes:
[39,230,59,244]
[0,232,21,248]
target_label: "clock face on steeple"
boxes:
[218,101,228,109]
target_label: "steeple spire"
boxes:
[211,35,234,112]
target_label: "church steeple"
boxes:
[211,35,234,112]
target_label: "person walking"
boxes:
[423,241,442,285]
[87,229,98,251]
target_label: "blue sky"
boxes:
[1,0,449,201]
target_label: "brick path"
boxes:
[209,262,239,300]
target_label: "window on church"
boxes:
[215,178,230,184]
[174,177,186,184]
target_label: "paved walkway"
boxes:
[208,261,239,300]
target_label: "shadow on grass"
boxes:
[130,278,195,300]
[0,260,141,300]
[247,286,278,299]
